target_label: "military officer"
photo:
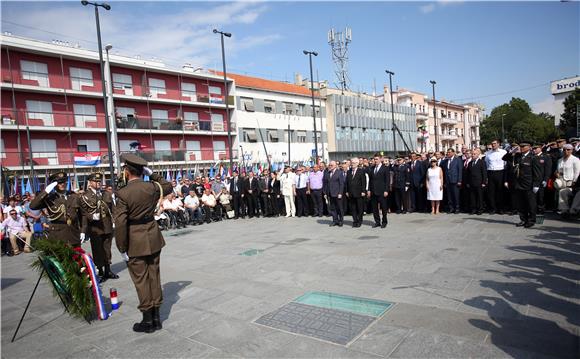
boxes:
[80,172,118,282]
[532,144,552,214]
[502,142,542,228]
[114,154,172,333]
[30,171,82,246]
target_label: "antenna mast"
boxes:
[328,27,352,94]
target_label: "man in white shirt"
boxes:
[201,188,219,223]
[485,140,507,214]
[162,193,186,229]
[183,190,202,224]
[279,166,296,217]
[3,197,23,216]
[557,144,580,215]
[294,167,310,217]
[1,209,32,255]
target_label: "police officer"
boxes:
[532,144,552,214]
[502,142,542,228]
[80,172,118,282]
[30,171,82,245]
[114,154,172,333]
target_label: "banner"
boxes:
[74,152,101,166]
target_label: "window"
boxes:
[0,139,5,158]
[112,73,132,90]
[296,131,307,143]
[116,106,135,118]
[298,104,305,116]
[267,129,279,142]
[154,140,171,151]
[73,104,97,127]
[151,109,168,119]
[314,106,320,117]
[241,98,255,112]
[185,140,201,160]
[243,129,257,143]
[77,139,100,152]
[211,113,224,131]
[119,140,138,151]
[26,100,53,126]
[21,60,49,87]
[148,78,166,96]
[213,140,226,160]
[264,100,275,113]
[344,106,350,114]
[181,82,197,100]
[283,103,293,115]
[31,139,57,162]
[183,112,199,130]
[70,67,93,90]
[284,129,294,142]
[208,86,222,95]
[208,86,223,104]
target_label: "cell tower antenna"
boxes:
[328,26,352,94]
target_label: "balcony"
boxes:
[2,72,103,94]
[440,133,458,141]
[439,116,458,125]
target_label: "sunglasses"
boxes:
[9,212,17,215]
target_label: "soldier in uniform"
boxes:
[532,144,552,214]
[502,142,542,228]
[30,171,82,246]
[114,154,172,333]
[80,172,118,282]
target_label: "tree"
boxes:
[480,97,559,145]
[558,88,579,139]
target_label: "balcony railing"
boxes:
[2,149,239,168]
[439,117,458,125]
[2,72,104,92]
[440,134,458,141]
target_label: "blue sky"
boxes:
[2,1,578,115]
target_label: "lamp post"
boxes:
[104,44,121,176]
[501,113,506,146]
[303,50,319,164]
[386,70,397,155]
[430,80,438,152]
[81,0,115,189]
[213,29,234,173]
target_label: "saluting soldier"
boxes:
[114,154,172,333]
[80,172,118,282]
[30,171,82,246]
[502,142,542,228]
[532,144,552,214]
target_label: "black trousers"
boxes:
[371,194,389,225]
[311,189,324,216]
[469,185,484,213]
[329,196,344,224]
[517,189,536,224]
[536,187,546,214]
[394,188,406,212]
[295,188,308,217]
[247,193,257,217]
[349,196,364,225]
[260,193,270,216]
[446,183,460,211]
[487,170,505,212]
[232,193,242,218]
[410,184,425,212]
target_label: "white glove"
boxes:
[80,233,87,243]
[542,181,547,188]
[532,187,539,194]
[121,252,129,262]
[45,181,58,194]
[143,167,153,176]
[405,186,409,192]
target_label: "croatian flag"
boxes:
[74,152,101,166]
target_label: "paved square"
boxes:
[1,213,579,358]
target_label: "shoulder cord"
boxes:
[45,193,66,221]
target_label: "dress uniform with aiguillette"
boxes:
[114,154,172,333]
[30,171,82,246]
[80,172,118,281]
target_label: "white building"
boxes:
[228,73,327,166]
[551,75,580,126]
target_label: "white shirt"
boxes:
[485,148,507,171]
[294,173,309,189]
[162,198,183,211]
[183,195,199,209]
[201,193,216,206]
[558,155,580,182]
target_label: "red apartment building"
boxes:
[0,34,237,177]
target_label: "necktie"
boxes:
[474,159,478,166]
[412,161,415,171]
[298,175,301,188]
[448,159,451,170]
[374,166,379,174]
[353,169,356,178]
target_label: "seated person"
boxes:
[217,188,232,218]
[184,189,203,224]
[1,209,32,255]
[161,193,187,229]
[201,188,220,223]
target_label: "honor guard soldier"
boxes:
[114,154,172,333]
[30,171,83,246]
[502,142,542,228]
[80,172,118,282]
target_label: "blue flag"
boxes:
[66,175,71,192]
[25,177,32,194]
[20,177,25,194]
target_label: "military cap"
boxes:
[569,137,580,143]
[556,138,566,143]
[532,144,542,149]
[49,171,67,183]
[519,141,531,147]
[121,153,147,170]
[511,142,519,147]
[548,141,557,146]
[88,172,104,182]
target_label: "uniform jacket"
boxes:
[503,151,542,190]
[80,188,114,236]
[393,164,411,189]
[30,190,82,246]
[346,167,367,198]
[368,164,390,195]
[114,173,172,257]
[536,153,552,183]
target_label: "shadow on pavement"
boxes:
[160,280,191,321]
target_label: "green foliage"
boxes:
[558,88,580,138]
[480,97,559,145]
[31,239,96,321]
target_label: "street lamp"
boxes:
[104,43,121,176]
[385,70,397,155]
[303,50,319,164]
[213,29,234,172]
[430,80,439,152]
[501,113,507,146]
[81,0,115,190]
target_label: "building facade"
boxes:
[1,34,237,177]
[230,73,327,166]
[550,76,579,128]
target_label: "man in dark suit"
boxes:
[245,171,259,218]
[441,148,463,213]
[346,158,367,227]
[393,158,410,214]
[327,161,345,226]
[533,144,551,214]
[409,153,427,213]
[229,171,243,219]
[466,148,487,214]
[368,154,390,228]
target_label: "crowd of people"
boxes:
[2,137,580,256]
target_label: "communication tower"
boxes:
[328,27,352,94]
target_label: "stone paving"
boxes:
[1,212,579,358]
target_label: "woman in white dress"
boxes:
[426,157,444,214]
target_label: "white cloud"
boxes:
[419,0,464,14]
[532,97,556,116]
[419,3,436,14]
[1,2,279,69]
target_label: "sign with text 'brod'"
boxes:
[551,76,580,95]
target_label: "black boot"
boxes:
[105,264,119,279]
[152,307,162,330]
[98,267,107,283]
[133,309,155,333]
